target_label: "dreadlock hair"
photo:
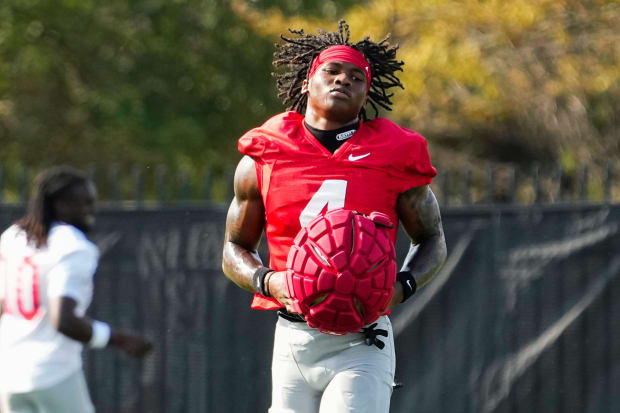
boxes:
[16,166,90,248]
[272,19,404,121]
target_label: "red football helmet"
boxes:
[285,208,397,334]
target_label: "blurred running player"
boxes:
[0,166,152,413]
[222,20,447,413]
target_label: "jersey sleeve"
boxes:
[0,255,5,302]
[238,113,284,160]
[238,111,304,161]
[238,131,268,160]
[393,130,437,193]
[0,234,7,302]
[238,124,272,194]
[47,247,99,305]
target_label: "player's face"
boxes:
[303,61,368,126]
[56,181,98,233]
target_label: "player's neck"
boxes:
[304,111,359,131]
[304,120,359,153]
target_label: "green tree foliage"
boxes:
[244,0,363,18]
[360,0,620,172]
[1,0,618,201]
[0,0,281,199]
[238,0,620,177]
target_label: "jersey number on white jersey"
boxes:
[299,180,348,227]
[2,257,40,320]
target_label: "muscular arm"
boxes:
[389,185,447,307]
[222,155,267,291]
[221,156,295,310]
[49,297,93,342]
[49,296,152,357]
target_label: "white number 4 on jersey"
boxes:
[299,180,348,227]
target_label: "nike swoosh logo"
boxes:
[406,280,412,289]
[348,153,370,161]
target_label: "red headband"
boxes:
[307,45,371,91]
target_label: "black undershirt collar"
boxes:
[304,120,360,153]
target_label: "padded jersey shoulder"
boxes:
[47,224,99,261]
[238,111,304,159]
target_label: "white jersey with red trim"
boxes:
[0,223,99,392]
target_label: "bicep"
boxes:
[396,185,443,243]
[224,155,265,252]
[49,296,94,343]
[49,296,78,330]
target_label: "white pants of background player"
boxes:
[0,370,95,413]
[269,315,395,413]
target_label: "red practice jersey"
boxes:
[238,111,437,310]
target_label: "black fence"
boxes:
[0,162,618,205]
[0,201,618,413]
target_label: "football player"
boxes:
[222,20,447,413]
[0,166,152,413]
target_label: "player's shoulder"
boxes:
[0,225,26,252]
[244,111,303,139]
[47,223,98,258]
[365,117,428,145]
[1,224,22,241]
[238,111,304,158]
[262,111,304,131]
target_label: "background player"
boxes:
[222,20,447,412]
[0,166,152,413]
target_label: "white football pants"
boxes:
[0,370,94,413]
[269,315,395,413]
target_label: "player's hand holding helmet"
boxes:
[285,208,397,335]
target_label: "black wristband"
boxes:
[253,266,274,297]
[396,271,417,303]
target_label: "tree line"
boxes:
[1,0,618,201]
